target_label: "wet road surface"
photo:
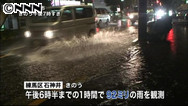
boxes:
[42,24,188,105]
[1,23,188,105]
[0,26,138,105]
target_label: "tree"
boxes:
[124,0,137,8]
[160,0,185,9]
[104,0,122,11]
[104,0,137,12]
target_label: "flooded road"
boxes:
[42,24,188,105]
[0,26,138,105]
[0,23,188,105]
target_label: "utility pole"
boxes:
[138,0,147,41]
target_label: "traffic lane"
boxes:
[41,45,144,105]
[0,27,138,105]
[0,20,131,58]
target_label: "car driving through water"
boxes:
[24,5,96,45]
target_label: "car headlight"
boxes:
[129,14,134,19]
[24,31,31,38]
[155,9,166,19]
[168,10,173,16]
[44,30,54,39]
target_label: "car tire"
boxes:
[88,29,96,37]
[105,19,109,27]
[98,20,103,28]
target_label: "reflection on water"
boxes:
[168,26,188,60]
[167,29,176,55]
[119,46,143,88]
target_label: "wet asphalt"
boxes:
[0,22,188,105]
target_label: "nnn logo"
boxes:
[3,3,43,14]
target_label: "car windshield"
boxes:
[31,8,61,23]
[96,8,108,14]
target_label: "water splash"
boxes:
[25,28,137,63]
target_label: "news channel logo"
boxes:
[2,3,44,14]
